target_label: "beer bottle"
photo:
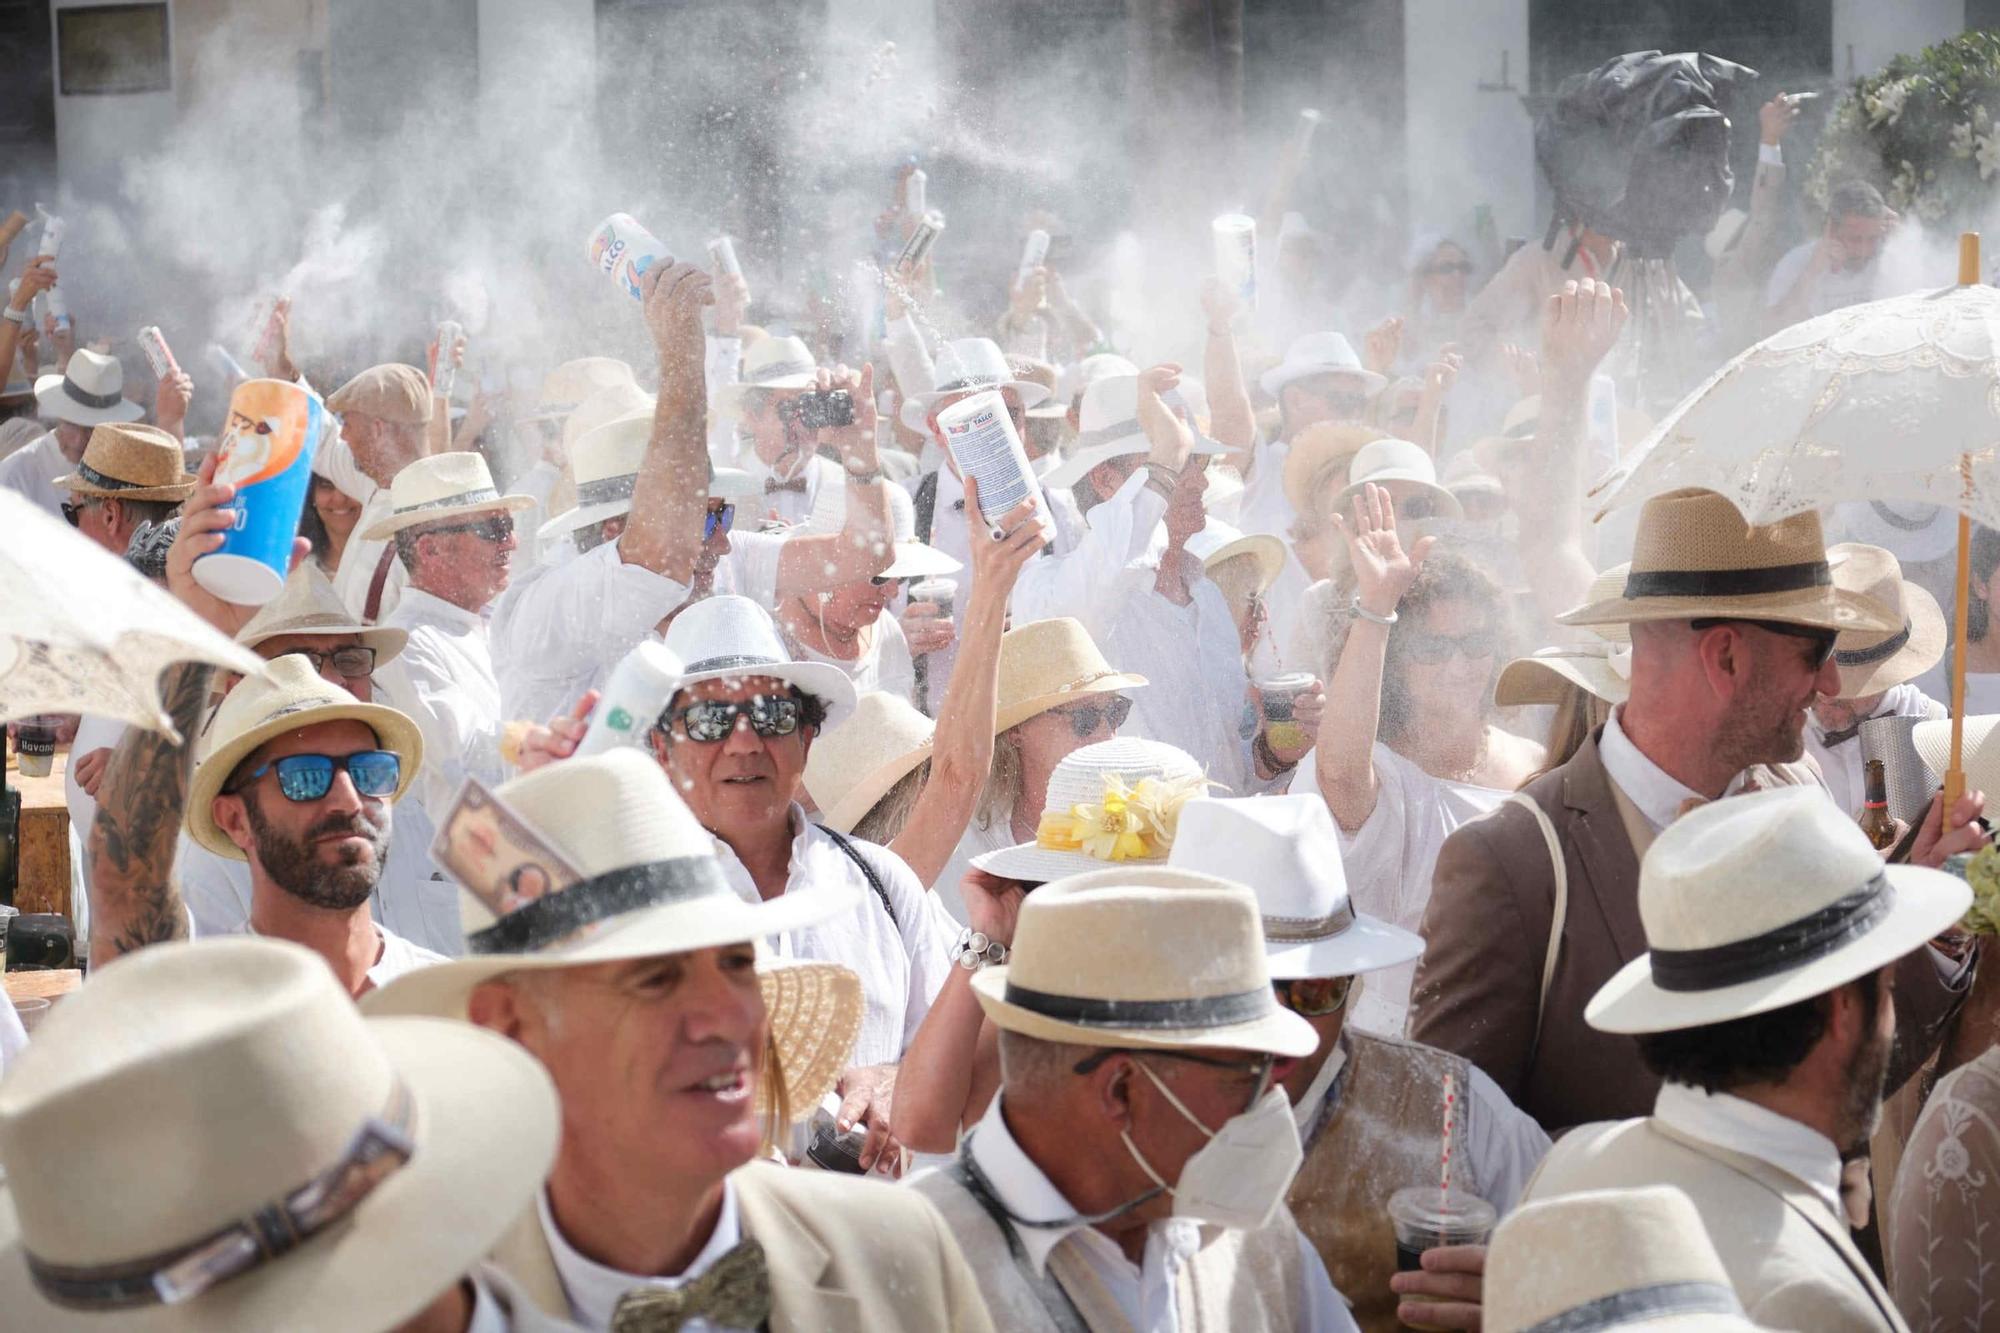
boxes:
[1860,759,1897,851]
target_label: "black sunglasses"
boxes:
[419,514,514,543]
[1690,618,1840,670]
[279,646,377,679]
[60,498,98,527]
[1273,975,1353,1017]
[670,694,804,743]
[869,573,905,589]
[1050,695,1133,738]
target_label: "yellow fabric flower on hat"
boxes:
[1033,770,1215,862]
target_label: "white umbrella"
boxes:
[1592,236,1993,811]
[0,489,264,739]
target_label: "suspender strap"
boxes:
[946,1153,1095,1333]
[820,827,899,931]
[363,542,398,623]
[914,469,940,546]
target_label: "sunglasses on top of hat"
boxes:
[670,694,804,743]
[231,751,401,803]
[1050,695,1133,738]
[1689,618,1839,670]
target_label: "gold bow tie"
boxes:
[609,1239,771,1333]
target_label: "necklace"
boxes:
[1429,726,1492,785]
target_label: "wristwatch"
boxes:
[844,463,886,484]
[952,927,1009,971]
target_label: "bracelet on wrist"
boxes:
[1350,594,1399,626]
[1,306,26,326]
[952,927,1009,971]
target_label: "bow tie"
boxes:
[764,477,808,494]
[1818,714,1887,749]
[610,1239,771,1333]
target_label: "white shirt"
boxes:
[1806,681,1944,817]
[314,434,405,620]
[953,1098,1358,1333]
[714,806,956,1067]
[753,454,843,528]
[1289,744,1508,1037]
[1654,1082,1845,1222]
[233,914,444,988]
[1294,1032,1551,1215]
[514,458,563,567]
[380,587,507,821]
[1235,435,1295,542]
[0,430,68,518]
[1597,706,1712,832]
[1765,241,1887,319]
[540,1183,750,1332]
[63,714,127,918]
[492,535,691,727]
[785,616,916,704]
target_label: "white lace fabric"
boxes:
[1889,1047,2000,1331]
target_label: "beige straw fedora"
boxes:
[234,562,407,664]
[1471,395,1540,477]
[55,423,195,501]
[972,865,1317,1056]
[524,356,638,424]
[1826,543,1944,699]
[187,655,424,860]
[1557,489,1899,633]
[364,750,863,1119]
[537,409,650,543]
[802,691,934,835]
[972,737,1215,883]
[1494,643,1633,708]
[561,379,654,455]
[1281,422,1382,520]
[1185,520,1285,594]
[1587,787,1968,1034]
[360,452,534,541]
[0,936,559,1332]
[326,365,432,426]
[1485,1186,1769,1332]
[993,617,1148,734]
[1915,714,2000,802]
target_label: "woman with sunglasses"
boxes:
[1303,482,1543,1038]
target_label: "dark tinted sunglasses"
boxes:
[705,503,736,542]
[1690,618,1840,670]
[1051,695,1133,738]
[233,750,401,803]
[420,514,514,543]
[280,646,378,678]
[60,498,98,527]
[1273,975,1353,1017]
[1401,628,1497,666]
[671,695,803,742]
[870,573,905,589]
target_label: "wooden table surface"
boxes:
[4,969,81,1002]
[7,748,73,920]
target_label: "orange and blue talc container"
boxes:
[194,378,324,606]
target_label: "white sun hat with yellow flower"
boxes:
[971,737,1217,883]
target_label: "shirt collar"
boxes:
[1653,1082,1845,1220]
[711,805,813,903]
[967,1098,1096,1277]
[1598,706,1706,832]
[1292,1032,1350,1139]
[537,1183,742,1329]
[395,584,486,631]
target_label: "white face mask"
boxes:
[1121,1060,1304,1231]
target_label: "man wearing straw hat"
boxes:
[1411,488,1982,1136]
[1522,787,1970,1331]
[0,935,585,1333]
[1173,795,1550,1333]
[318,362,436,621]
[907,865,1355,1331]
[53,421,194,556]
[1805,544,1946,819]
[365,751,997,1333]
[372,452,536,827]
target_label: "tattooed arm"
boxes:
[88,662,211,965]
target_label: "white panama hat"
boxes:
[0,936,560,1332]
[1336,438,1464,520]
[911,338,1052,415]
[1258,331,1388,399]
[1039,373,1226,491]
[363,750,864,1120]
[561,379,654,455]
[1586,786,1969,1034]
[972,736,1216,883]
[798,473,960,581]
[715,335,820,421]
[360,451,534,541]
[34,347,144,427]
[538,410,750,544]
[660,594,859,730]
[1171,795,1423,979]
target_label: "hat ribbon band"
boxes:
[681,652,787,676]
[748,359,816,384]
[1072,417,1144,453]
[932,374,1003,395]
[393,485,500,516]
[74,461,148,492]
[1505,419,1537,439]
[466,854,732,956]
[1622,560,1829,600]
[1649,872,1892,994]
[574,472,639,507]
[1518,1281,1745,1333]
[61,376,124,410]
[26,1079,415,1310]
[1834,619,1913,668]
[1002,982,1274,1030]
[1263,900,1359,943]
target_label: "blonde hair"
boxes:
[758,1029,791,1154]
[977,726,1026,830]
[1528,685,1613,782]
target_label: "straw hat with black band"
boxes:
[992,617,1147,734]
[1557,488,1899,634]
[360,452,534,542]
[365,750,864,1121]
[187,655,424,860]
[55,423,195,502]
[1825,542,1944,700]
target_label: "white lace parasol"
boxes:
[0,490,264,739]
[1592,282,2000,526]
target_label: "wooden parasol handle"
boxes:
[1946,232,1982,827]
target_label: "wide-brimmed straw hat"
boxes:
[360,452,534,541]
[973,737,1215,883]
[1171,796,1422,979]
[798,475,960,581]
[1281,422,1382,521]
[187,655,424,860]
[802,691,934,834]
[1587,787,1969,1034]
[0,936,560,1333]
[234,562,407,665]
[1556,489,1899,634]
[1495,643,1633,708]
[661,594,858,729]
[524,356,638,424]
[1039,374,1225,490]
[537,409,650,543]
[1336,438,1464,520]
[993,617,1148,733]
[1485,1186,1769,1332]
[1915,714,2000,800]
[911,338,1052,414]
[1185,520,1285,594]
[1258,331,1388,398]
[34,348,144,427]
[55,423,195,501]
[363,750,863,1118]
[561,380,654,455]
[715,336,821,421]
[972,866,1317,1056]
[1826,543,1944,699]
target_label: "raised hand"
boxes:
[1539,278,1627,388]
[1334,481,1434,618]
[1364,316,1405,375]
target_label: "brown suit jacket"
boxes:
[1408,729,1964,1135]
